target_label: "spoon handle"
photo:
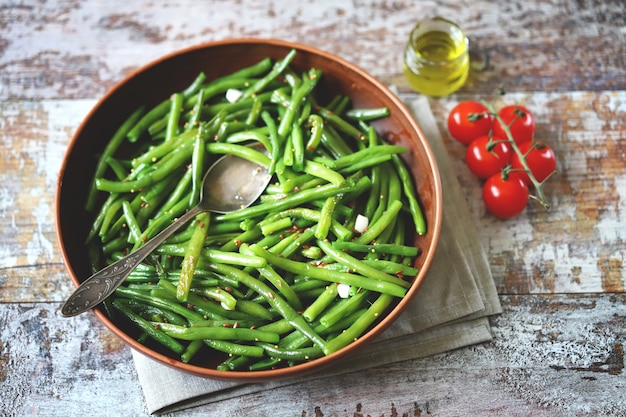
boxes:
[61,206,204,317]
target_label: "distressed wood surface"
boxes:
[1,295,624,416]
[0,0,625,416]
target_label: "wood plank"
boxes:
[1,294,623,416]
[0,0,624,100]
[0,100,94,302]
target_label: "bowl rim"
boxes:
[55,37,443,381]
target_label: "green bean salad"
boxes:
[85,49,426,371]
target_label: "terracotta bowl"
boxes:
[56,38,442,381]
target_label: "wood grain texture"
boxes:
[0,0,624,100]
[0,0,624,415]
[1,295,624,416]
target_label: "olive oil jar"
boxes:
[403,17,469,97]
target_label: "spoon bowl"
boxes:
[60,143,271,317]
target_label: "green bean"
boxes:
[156,322,279,343]
[116,298,188,326]
[205,339,265,358]
[241,245,302,310]
[370,164,389,225]
[185,77,256,109]
[248,244,407,298]
[217,355,255,371]
[189,318,260,329]
[260,217,292,236]
[240,49,296,100]
[277,69,321,139]
[176,212,210,301]
[219,57,272,82]
[86,193,118,242]
[86,106,145,211]
[331,241,419,257]
[302,283,337,322]
[99,198,124,239]
[189,125,208,206]
[260,110,281,175]
[102,236,130,255]
[181,71,207,97]
[257,318,294,335]
[290,121,305,171]
[300,245,323,259]
[115,286,205,322]
[207,259,328,351]
[320,124,353,158]
[121,200,142,244]
[345,107,390,121]
[391,154,426,235]
[355,199,403,244]
[96,143,193,193]
[361,259,418,277]
[154,280,239,321]
[185,88,205,132]
[225,128,271,151]
[302,160,345,186]
[155,245,267,268]
[137,195,191,244]
[246,96,264,125]
[215,175,371,223]
[318,289,371,328]
[305,114,324,154]
[316,239,411,289]
[315,144,406,170]
[323,293,393,355]
[257,342,323,362]
[165,93,183,141]
[181,339,204,363]
[205,142,272,169]
[127,100,172,143]
[319,107,366,141]
[112,299,186,354]
[236,299,274,321]
[104,156,129,181]
[218,226,263,252]
[127,70,209,143]
[132,127,197,169]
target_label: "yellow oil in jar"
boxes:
[403,18,469,97]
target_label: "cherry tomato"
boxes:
[482,174,529,218]
[447,101,493,145]
[492,105,536,145]
[465,135,512,179]
[510,141,557,186]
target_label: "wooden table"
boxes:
[1,1,624,415]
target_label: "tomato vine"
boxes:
[447,97,557,218]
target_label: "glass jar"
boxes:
[403,17,469,97]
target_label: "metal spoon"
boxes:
[61,145,271,317]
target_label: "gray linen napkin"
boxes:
[132,96,503,414]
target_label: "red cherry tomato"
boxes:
[492,105,536,145]
[465,135,512,179]
[447,101,493,145]
[482,174,529,218]
[510,141,557,186]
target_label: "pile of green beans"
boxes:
[85,49,426,371]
